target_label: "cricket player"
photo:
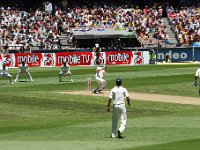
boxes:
[194,68,200,96]
[59,62,73,82]
[15,61,33,82]
[93,65,107,94]
[107,78,130,138]
[0,63,13,84]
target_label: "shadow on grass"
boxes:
[18,81,29,82]
[59,81,71,83]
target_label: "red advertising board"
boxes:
[55,52,94,66]
[0,51,149,67]
[1,54,15,67]
[105,51,133,65]
[14,53,42,67]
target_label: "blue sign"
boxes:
[157,48,199,62]
[194,47,200,61]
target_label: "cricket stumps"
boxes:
[86,77,92,91]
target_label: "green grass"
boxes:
[0,64,200,150]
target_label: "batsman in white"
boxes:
[194,68,200,96]
[107,78,131,138]
[93,65,107,94]
[59,62,73,82]
[0,63,13,84]
[15,61,33,82]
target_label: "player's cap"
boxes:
[116,78,122,86]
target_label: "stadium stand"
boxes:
[0,0,199,53]
[167,6,200,47]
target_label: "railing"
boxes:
[0,45,25,54]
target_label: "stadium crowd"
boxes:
[168,6,200,46]
[0,1,199,53]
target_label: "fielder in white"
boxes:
[15,61,33,82]
[0,63,13,84]
[194,68,200,96]
[107,78,130,138]
[59,62,73,82]
[93,65,107,94]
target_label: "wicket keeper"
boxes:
[0,63,13,84]
[15,61,33,82]
[59,62,73,82]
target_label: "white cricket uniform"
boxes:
[195,68,200,78]
[0,67,12,77]
[109,86,129,137]
[15,64,33,82]
[59,64,73,82]
[0,66,13,84]
[95,67,106,91]
[59,64,71,75]
[195,68,200,94]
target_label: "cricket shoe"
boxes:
[111,134,116,138]
[98,90,103,94]
[70,79,74,82]
[10,82,14,85]
[92,89,99,94]
[117,130,124,139]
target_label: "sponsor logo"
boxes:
[134,51,144,65]
[158,50,188,60]
[57,54,91,65]
[44,53,54,66]
[17,54,40,64]
[3,54,13,67]
[94,52,105,65]
[108,52,130,62]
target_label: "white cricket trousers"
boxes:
[112,104,127,136]
[1,73,13,84]
[15,71,33,82]
[96,77,106,91]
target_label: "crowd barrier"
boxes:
[30,47,200,63]
[0,47,199,67]
[0,51,149,67]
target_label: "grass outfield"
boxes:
[0,64,200,150]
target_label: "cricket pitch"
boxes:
[56,91,200,106]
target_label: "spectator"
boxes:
[0,1,198,51]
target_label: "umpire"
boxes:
[107,78,131,138]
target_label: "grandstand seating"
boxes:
[0,1,199,53]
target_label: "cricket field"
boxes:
[0,64,200,150]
